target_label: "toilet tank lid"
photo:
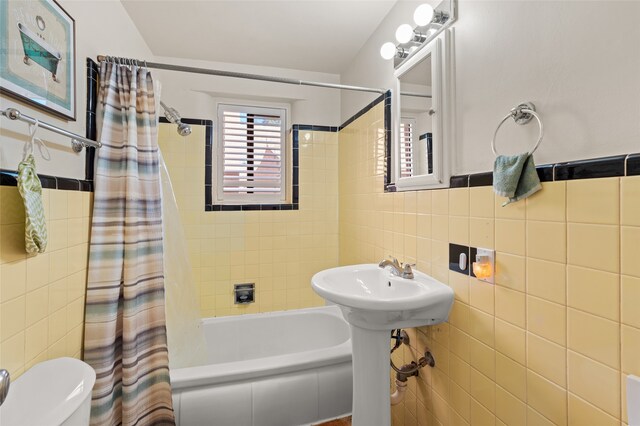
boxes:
[0,357,96,426]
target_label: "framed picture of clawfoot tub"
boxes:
[0,0,76,120]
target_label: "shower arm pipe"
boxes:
[97,55,429,98]
[160,101,178,121]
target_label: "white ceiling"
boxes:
[121,0,397,74]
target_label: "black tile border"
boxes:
[383,92,392,191]
[292,124,338,133]
[0,170,93,192]
[628,154,640,176]
[535,165,554,183]
[452,153,640,190]
[450,175,469,188]
[159,117,211,127]
[336,90,404,192]
[555,155,626,181]
[85,58,99,184]
[200,122,339,212]
[339,91,389,130]
[468,172,493,188]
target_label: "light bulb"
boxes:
[414,4,435,26]
[380,42,397,60]
[395,24,414,44]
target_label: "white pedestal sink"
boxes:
[312,264,454,426]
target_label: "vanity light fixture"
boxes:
[380,1,455,64]
[380,42,397,60]
[414,3,449,26]
[413,4,435,26]
[395,24,414,44]
[380,42,409,60]
[396,24,428,45]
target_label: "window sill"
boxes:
[205,203,299,212]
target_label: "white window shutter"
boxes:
[216,104,287,204]
[399,118,415,178]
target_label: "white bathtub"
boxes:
[170,305,353,426]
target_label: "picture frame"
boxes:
[0,0,76,121]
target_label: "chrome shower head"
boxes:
[160,101,192,137]
[177,122,192,137]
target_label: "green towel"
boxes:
[493,153,542,206]
[17,154,47,254]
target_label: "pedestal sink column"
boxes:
[350,325,391,426]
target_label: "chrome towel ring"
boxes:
[491,102,544,157]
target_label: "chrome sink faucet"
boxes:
[378,256,415,279]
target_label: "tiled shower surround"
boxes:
[158,124,338,317]
[339,102,640,426]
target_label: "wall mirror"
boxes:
[391,30,454,191]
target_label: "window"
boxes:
[215,104,287,205]
[399,118,415,178]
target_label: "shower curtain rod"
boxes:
[97,55,385,94]
[96,55,431,99]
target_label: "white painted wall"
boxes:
[152,56,341,127]
[0,0,341,179]
[0,0,153,179]
[342,0,640,174]
[341,1,424,124]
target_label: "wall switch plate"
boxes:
[449,243,470,274]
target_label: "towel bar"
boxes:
[1,107,101,152]
[491,102,544,157]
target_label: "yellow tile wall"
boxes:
[159,124,338,317]
[0,187,91,379]
[338,102,640,426]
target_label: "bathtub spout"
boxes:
[390,379,407,405]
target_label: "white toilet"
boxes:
[0,357,96,426]
[629,375,640,426]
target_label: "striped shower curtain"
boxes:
[83,62,175,425]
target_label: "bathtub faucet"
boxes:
[378,257,414,279]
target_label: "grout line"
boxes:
[564,177,570,425]
[618,176,623,422]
